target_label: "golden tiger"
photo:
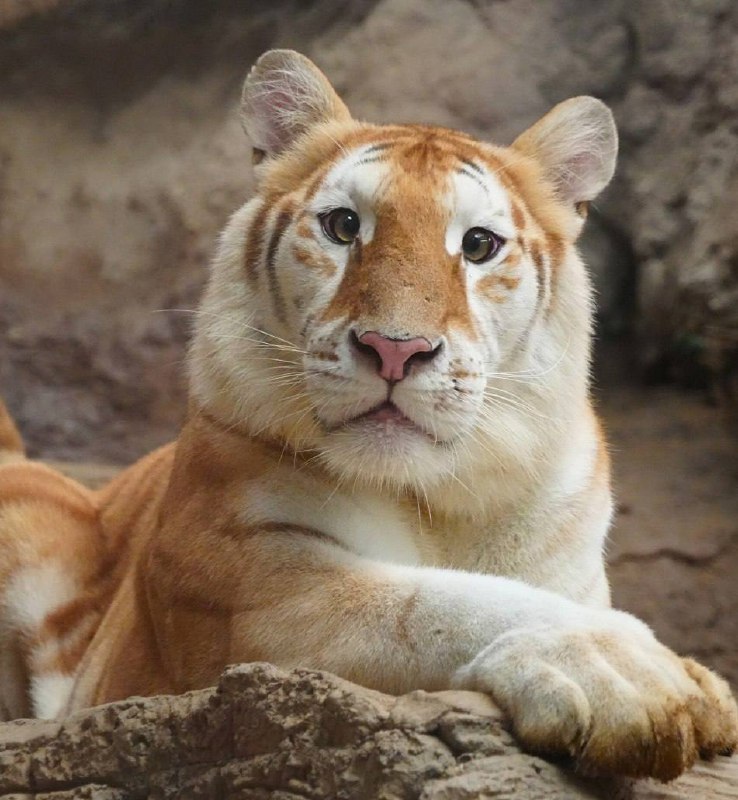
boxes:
[0,50,735,782]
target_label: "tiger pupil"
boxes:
[337,211,359,240]
[463,228,493,261]
[325,208,360,243]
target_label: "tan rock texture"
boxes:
[0,663,735,799]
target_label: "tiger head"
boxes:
[190,50,617,499]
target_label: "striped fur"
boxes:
[0,51,735,782]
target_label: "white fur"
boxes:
[3,564,80,720]
[445,169,515,252]
[245,475,422,565]
[31,672,76,720]
[241,50,349,157]
[512,96,618,203]
[5,564,77,630]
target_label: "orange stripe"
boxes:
[264,199,296,323]
[34,619,98,674]
[293,244,337,276]
[510,201,526,231]
[295,218,316,241]
[41,594,101,640]
[244,200,269,286]
[529,239,548,316]
[544,232,565,316]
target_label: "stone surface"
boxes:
[2,0,738,461]
[0,663,735,799]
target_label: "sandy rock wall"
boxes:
[1,663,736,799]
[1,0,737,461]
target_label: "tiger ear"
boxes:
[512,97,618,207]
[241,49,351,164]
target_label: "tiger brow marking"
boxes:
[351,141,396,168]
[459,158,485,176]
[306,141,396,199]
[356,154,389,167]
[363,142,395,155]
[265,201,295,322]
[305,167,329,200]
[457,167,489,194]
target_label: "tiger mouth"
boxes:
[340,401,438,441]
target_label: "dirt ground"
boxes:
[602,384,738,689]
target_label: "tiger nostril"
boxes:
[351,330,441,382]
[349,329,383,374]
[407,341,443,369]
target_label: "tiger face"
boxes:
[190,50,617,494]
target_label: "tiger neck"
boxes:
[184,384,594,531]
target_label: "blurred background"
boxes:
[1,0,736,686]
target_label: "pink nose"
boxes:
[357,331,435,382]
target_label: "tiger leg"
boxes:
[0,460,106,720]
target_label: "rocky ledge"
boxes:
[1,663,735,799]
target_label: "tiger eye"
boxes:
[461,227,504,263]
[320,208,361,244]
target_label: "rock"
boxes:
[0,0,65,30]
[0,663,735,799]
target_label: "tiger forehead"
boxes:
[333,128,569,240]
[318,131,511,218]
[337,129,498,186]
[261,121,553,234]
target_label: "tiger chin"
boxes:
[0,50,735,783]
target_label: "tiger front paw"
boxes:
[454,614,738,781]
